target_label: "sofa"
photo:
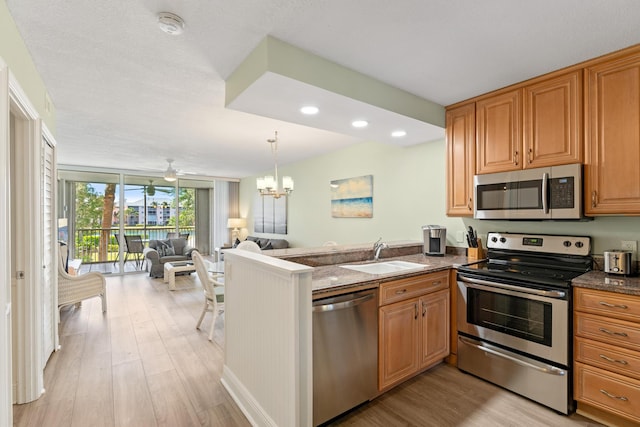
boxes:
[143,237,196,278]
[240,235,289,250]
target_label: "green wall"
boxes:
[240,139,640,256]
[0,1,55,132]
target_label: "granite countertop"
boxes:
[572,271,640,296]
[311,253,469,296]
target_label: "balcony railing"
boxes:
[74,226,195,263]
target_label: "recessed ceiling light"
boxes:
[300,106,319,115]
[352,120,368,128]
[158,12,185,35]
[391,130,407,138]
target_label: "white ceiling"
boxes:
[6,0,640,179]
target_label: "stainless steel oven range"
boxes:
[457,232,592,414]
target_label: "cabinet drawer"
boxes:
[575,312,640,352]
[379,271,449,306]
[575,336,640,380]
[575,362,640,423]
[574,288,640,323]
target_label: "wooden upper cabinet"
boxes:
[446,103,475,216]
[476,89,522,174]
[585,51,640,215]
[524,70,582,168]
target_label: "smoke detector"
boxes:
[157,12,185,35]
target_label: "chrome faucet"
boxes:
[373,238,388,261]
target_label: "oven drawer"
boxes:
[458,335,570,414]
[574,288,640,323]
[575,362,640,424]
[575,312,640,352]
[575,336,640,380]
[379,271,448,306]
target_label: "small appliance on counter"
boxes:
[422,225,446,256]
[604,249,636,275]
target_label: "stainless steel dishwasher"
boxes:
[312,288,378,426]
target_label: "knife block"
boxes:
[467,238,484,260]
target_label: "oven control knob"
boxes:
[575,241,584,248]
[563,240,572,247]
[491,236,498,243]
[499,237,506,243]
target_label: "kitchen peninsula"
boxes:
[221,241,467,427]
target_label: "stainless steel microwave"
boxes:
[474,163,583,220]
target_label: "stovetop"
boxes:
[458,259,590,289]
[458,232,593,290]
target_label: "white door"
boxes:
[41,137,55,363]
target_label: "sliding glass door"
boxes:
[58,169,214,275]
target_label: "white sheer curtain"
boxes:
[213,180,240,250]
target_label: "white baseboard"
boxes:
[221,365,277,427]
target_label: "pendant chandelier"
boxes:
[256,131,294,198]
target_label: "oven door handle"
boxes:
[459,336,567,376]
[458,276,566,298]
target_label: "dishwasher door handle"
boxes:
[313,293,374,312]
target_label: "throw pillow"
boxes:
[262,242,273,250]
[232,238,241,248]
[159,241,173,257]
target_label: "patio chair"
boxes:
[58,243,107,313]
[166,232,179,239]
[113,232,126,265]
[192,250,224,341]
[123,234,145,269]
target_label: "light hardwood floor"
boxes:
[13,271,603,427]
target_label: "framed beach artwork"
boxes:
[330,175,373,218]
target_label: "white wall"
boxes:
[239,138,640,256]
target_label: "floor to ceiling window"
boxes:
[58,169,215,275]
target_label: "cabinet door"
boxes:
[446,103,475,216]
[524,71,582,168]
[379,299,419,390]
[585,52,640,215]
[476,89,522,174]
[419,289,450,369]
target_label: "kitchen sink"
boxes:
[340,260,426,275]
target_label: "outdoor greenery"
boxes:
[74,182,197,262]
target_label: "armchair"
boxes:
[143,237,195,278]
[58,244,107,313]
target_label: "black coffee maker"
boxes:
[422,225,446,256]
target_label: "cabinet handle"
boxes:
[600,389,629,402]
[528,148,532,164]
[422,301,427,317]
[599,301,628,309]
[414,303,418,320]
[514,150,519,165]
[467,198,472,211]
[599,354,629,365]
[395,289,408,295]
[598,327,628,337]
[591,191,597,208]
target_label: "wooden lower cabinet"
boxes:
[574,287,640,426]
[378,271,450,391]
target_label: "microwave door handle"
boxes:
[542,172,549,214]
